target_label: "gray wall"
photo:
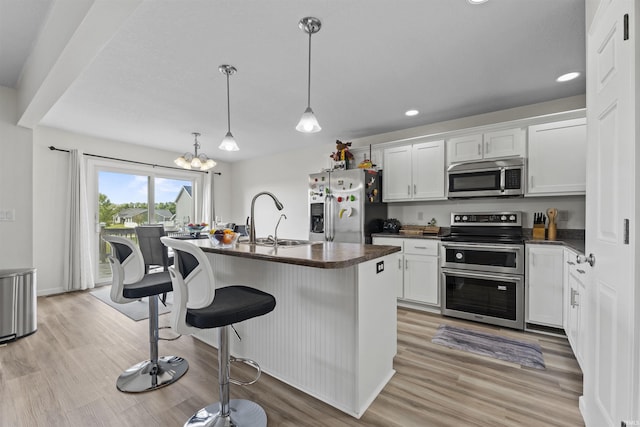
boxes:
[0,86,33,269]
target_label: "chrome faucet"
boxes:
[273,214,287,246]
[249,191,284,244]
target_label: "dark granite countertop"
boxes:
[181,239,401,269]
[524,238,585,254]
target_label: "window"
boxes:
[90,161,203,283]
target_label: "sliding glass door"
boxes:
[91,162,202,283]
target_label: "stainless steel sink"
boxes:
[239,237,317,247]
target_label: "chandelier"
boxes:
[174,132,217,170]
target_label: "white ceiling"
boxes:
[2,0,586,163]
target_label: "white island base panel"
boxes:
[193,252,399,418]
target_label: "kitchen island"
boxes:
[183,239,401,418]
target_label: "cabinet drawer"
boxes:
[566,254,590,279]
[404,239,439,256]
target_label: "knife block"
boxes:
[532,224,546,240]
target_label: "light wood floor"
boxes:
[0,290,584,426]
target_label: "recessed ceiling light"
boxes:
[556,72,580,82]
[405,109,419,117]
[467,0,488,4]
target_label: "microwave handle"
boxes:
[499,168,506,192]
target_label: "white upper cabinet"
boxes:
[483,128,526,159]
[383,139,445,202]
[412,141,445,200]
[527,117,587,196]
[447,128,525,164]
[383,145,413,200]
[446,134,483,162]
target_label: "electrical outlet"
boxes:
[0,209,15,221]
[558,210,569,221]
[417,212,424,221]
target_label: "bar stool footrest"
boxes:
[229,356,261,386]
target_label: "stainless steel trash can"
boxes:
[0,268,37,343]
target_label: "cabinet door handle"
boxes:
[407,185,411,195]
[405,259,408,270]
[477,144,481,155]
[398,258,402,269]
[570,288,580,307]
[566,261,576,265]
[414,184,417,195]
[413,246,428,250]
[576,268,586,274]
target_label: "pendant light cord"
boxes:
[226,73,231,133]
[307,31,312,108]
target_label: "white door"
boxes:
[403,254,439,305]
[383,145,412,201]
[482,128,526,159]
[527,118,587,195]
[584,1,637,425]
[412,140,445,200]
[446,133,483,163]
[526,245,564,327]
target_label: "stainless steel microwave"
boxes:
[447,158,525,198]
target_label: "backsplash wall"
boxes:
[388,196,585,229]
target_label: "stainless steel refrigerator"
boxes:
[309,169,387,244]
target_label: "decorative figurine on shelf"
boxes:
[330,140,354,169]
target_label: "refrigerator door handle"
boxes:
[324,195,330,241]
[325,194,334,241]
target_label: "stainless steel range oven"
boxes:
[441,212,525,330]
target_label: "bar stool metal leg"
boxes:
[116,294,189,393]
[185,326,267,427]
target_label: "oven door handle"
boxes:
[441,268,522,283]
[500,167,506,192]
[441,242,523,252]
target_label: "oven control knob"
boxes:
[455,252,463,260]
[454,215,460,221]
[462,216,468,221]
[509,215,516,221]
[501,215,507,221]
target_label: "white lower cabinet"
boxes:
[373,237,439,307]
[563,248,586,369]
[526,244,564,328]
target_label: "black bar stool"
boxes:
[161,237,276,427]
[103,235,188,393]
[135,225,174,273]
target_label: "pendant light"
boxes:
[174,132,217,170]
[219,64,239,151]
[296,17,322,133]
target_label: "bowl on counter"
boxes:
[208,229,240,248]
[186,223,208,237]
